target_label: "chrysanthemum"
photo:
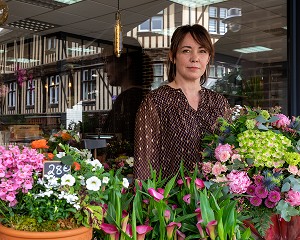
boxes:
[267,190,281,203]
[264,199,277,208]
[246,185,256,196]
[254,185,268,198]
[249,196,262,206]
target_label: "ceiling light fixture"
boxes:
[233,46,272,54]
[169,0,228,8]
[0,0,9,26]
[114,0,123,57]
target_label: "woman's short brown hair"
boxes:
[167,24,214,85]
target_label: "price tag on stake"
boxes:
[43,161,71,178]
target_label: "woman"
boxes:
[134,24,230,180]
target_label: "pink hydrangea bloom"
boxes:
[286,190,300,206]
[214,144,232,162]
[227,170,251,194]
[272,113,291,128]
[288,165,299,175]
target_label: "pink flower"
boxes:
[202,162,213,174]
[286,190,300,206]
[288,165,299,175]
[231,153,241,161]
[166,222,181,240]
[148,188,164,201]
[164,210,171,222]
[246,185,256,196]
[214,144,232,162]
[183,194,191,205]
[206,220,218,240]
[255,186,268,198]
[212,162,227,176]
[253,175,264,186]
[227,170,251,194]
[101,223,119,240]
[267,190,281,203]
[264,199,277,208]
[136,225,153,240]
[249,196,262,206]
[176,230,186,240]
[195,178,205,190]
[272,113,291,128]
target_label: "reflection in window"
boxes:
[208,6,227,35]
[82,69,96,101]
[138,13,163,32]
[138,19,150,32]
[152,63,164,90]
[8,82,16,107]
[49,75,59,104]
[26,80,35,106]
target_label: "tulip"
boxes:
[195,208,202,222]
[206,220,218,240]
[183,194,191,204]
[100,223,119,240]
[164,209,171,223]
[157,188,164,195]
[121,210,129,233]
[195,178,205,190]
[196,220,206,239]
[148,188,164,201]
[126,224,132,237]
[136,225,153,240]
[176,229,186,240]
[166,222,181,240]
[177,179,184,186]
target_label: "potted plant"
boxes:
[200,105,300,239]
[0,139,128,239]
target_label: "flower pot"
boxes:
[0,224,93,240]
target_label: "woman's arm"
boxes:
[133,96,161,180]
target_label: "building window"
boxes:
[151,63,164,90]
[82,69,96,101]
[209,65,216,78]
[8,82,16,107]
[208,6,227,35]
[26,80,35,106]
[49,75,59,104]
[138,12,163,32]
[47,37,56,50]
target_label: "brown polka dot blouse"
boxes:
[134,85,230,180]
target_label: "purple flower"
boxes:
[255,185,268,198]
[183,194,191,204]
[148,188,164,201]
[246,185,256,196]
[249,196,262,206]
[264,199,277,208]
[253,175,264,186]
[267,190,281,203]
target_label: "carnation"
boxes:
[227,170,251,194]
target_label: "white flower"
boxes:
[61,174,76,186]
[56,152,66,158]
[86,176,101,191]
[65,193,79,204]
[78,175,85,185]
[43,190,54,197]
[102,176,109,184]
[125,157,134,167]
[122,178,129,188]
[89,159,103,169]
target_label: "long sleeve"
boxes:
[134,96,161,180]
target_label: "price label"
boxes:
[43,161,71,178]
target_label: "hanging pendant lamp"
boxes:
[114,0,123,57]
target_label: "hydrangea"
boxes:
[272,113,291,128]
[245,119,256,130]
[226,170,251,194]
[286,190,300,206]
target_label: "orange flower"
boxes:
[31,139,49,149]
[72,162,81,171]
[47,153,54,160]
[61,132,72,141]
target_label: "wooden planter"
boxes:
[0,224,93,240]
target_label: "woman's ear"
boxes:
[169,52,175,64]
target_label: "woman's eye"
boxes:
[182,49,190,53]
[199,49,207,53]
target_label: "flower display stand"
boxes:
[0,224,93,240]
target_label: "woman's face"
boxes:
[173,33,210,82]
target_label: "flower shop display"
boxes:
[200,105,300,238]
[0,141,128,237]
[95,163,252,240]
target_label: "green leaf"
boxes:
[60,155,74,165]
[281,182,291,192]
[255,115,267,123]
[199,190,215,225]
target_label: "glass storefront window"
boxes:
[0,0,288,147]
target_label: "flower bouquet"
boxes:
[0,141,127,234]
[200,105,300,237]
